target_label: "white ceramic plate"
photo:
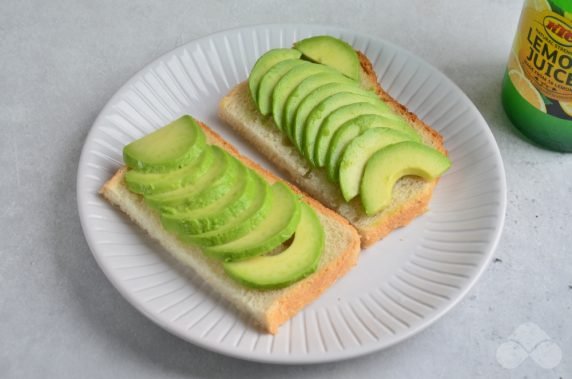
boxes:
[77,24,506,364]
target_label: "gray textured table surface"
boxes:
[1,0,571,378]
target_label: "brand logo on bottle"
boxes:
[543,15,572,47]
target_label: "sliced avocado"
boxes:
[160,155,244,215]
[325,114,420,182]
[161,169,258,235]
[223,203,324,290]
[123,115,205,172]
[292,82,377,151]
[248,48,302,105]
[171,155,243,212]
[257,59,305,116]
[144,147,228,211]
[314,102,414,167]
[271,62,334,131]
[182,177,273,247]
[204,182,301,261]
[339,128,412,201]
[303,92,391,164]
[283,72,354,141]
[361,141,451,215]
[124,146,214,196]
[294,35,360,81]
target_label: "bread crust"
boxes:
[357,52,446,154]
[265,232,359,333]
[218,50,447,247]
[99,122,360,334]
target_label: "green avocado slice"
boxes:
[257,59,305,116]
[294,36,360,81]
[361,141,451,215]
[248,48,302,106]
[303,92,390,165]
[144,147,230,211]
[291,82,377,152]
[203,182,301,261]
[160,170,259,235]
[156,154,248,227]
[124,146,214,195]
[314,102,417,167]
[123,115,205,172]
[325,114,420,182]
[283,72,354,141]
[223,203,324,290]
[271,62,334,131]
[171,156,244,212]
[182,176,273,247]
[339,128,412,201]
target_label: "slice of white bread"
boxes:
[219,52,447,247]
[100,122,360,334]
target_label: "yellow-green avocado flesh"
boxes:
[294,35,360,81]
[223,203,324,289]
[247,36,450,221]
[122,115,325,290]
[203,182,301,261]
[361,141,451,215]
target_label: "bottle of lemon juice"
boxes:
[502,0,572,151]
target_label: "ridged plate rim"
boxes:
[77,23,507,364]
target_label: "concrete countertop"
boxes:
[1,0,570,377]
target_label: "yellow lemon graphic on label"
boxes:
[509,69,547,113]
[559,101,572,116]
[527,0,551,12]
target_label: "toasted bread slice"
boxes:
[219,51,447,247]
[100,122,360,334]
